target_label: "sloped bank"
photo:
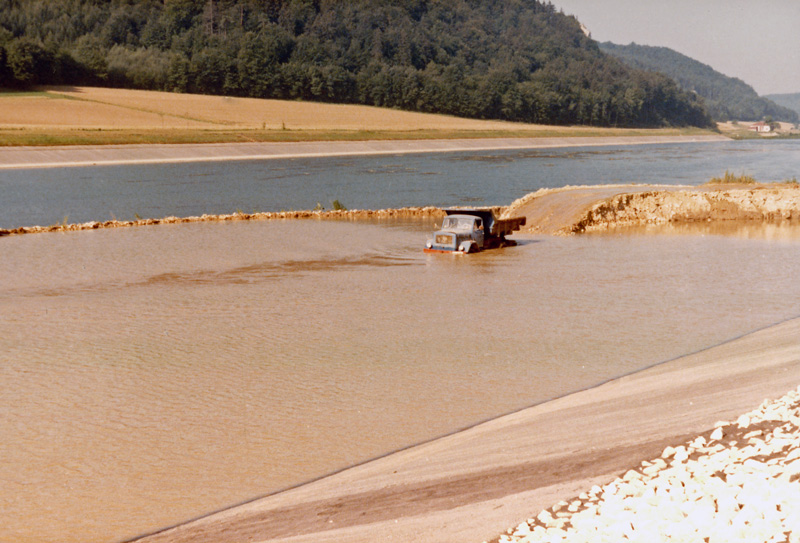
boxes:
[573,185,800,233]
[129,316,800,543]
[493,385,800,543]
[0,207,445,237]
[503,184,800,235]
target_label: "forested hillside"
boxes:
[0,0,713,128]
[600,42,798,123]
[765,93,800,118]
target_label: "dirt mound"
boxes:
[503,184,800,235]
[0,207,444,237]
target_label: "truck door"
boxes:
[474,218,485,247]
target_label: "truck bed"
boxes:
[491,216,526,237]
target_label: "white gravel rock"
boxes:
[497,385,800,543]
[536,510,553,526]
[736,414,752,428]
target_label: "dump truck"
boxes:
[424,208,526,253]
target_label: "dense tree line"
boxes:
[0,0,713,128]
[600,42,798,123]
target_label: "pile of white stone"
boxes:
[495,386,800,543]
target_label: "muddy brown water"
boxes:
[2,218,800,542]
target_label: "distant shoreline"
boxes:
[0,135,729,170]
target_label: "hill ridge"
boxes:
[600,42,798,123]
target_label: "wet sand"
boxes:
[134,317,800,543]
[0,135,727,169]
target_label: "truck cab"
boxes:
[425,214,485,253]
[424,208,525,254]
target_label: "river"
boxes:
[1,139,800,229]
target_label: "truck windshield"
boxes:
[442,217,475,231]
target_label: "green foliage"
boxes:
[5,37,50,86]
[600,42,799,124]
[706,171,757,185]
[332,199,347,211]
[0,0,713,128]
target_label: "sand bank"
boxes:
[504,183,800,235]
[131,317,800,543]
[0,207,443,237]
[0,135,727,170]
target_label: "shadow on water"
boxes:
[141,255,421,286]
[510,238,543,247]
[20,254,422,298]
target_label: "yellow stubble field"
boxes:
[0,86,713,146]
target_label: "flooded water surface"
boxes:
[3,217,800,542]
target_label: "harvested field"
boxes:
[1,86,547,131]
[0,87,717,146]
[0,90,213,129]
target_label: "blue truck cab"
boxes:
[424,208,526,254]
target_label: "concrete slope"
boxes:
[132,318,800,543]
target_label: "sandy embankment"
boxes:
[503,183,800,235]
[131,318,800,543]
[0,207,444,237]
